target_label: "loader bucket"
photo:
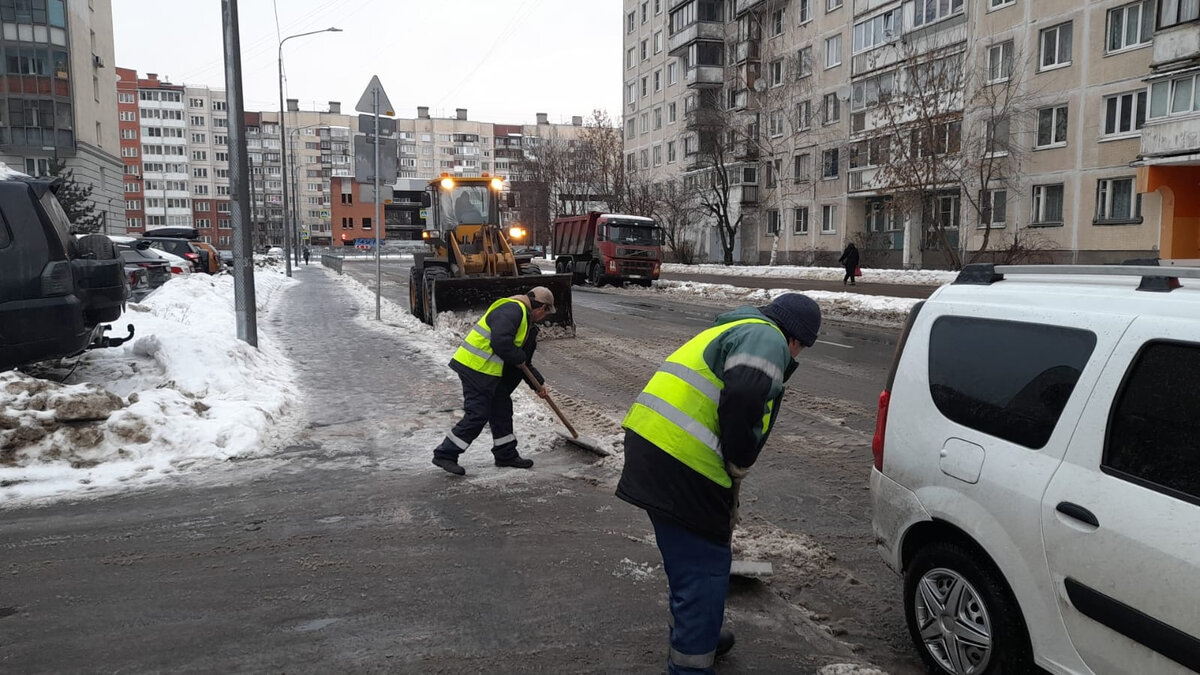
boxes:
[430,273,575,335]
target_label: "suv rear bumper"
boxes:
[870,468,931,575]
[0,295,91,369]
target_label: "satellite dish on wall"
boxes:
[835,84,852,102]
[753,79,767,93]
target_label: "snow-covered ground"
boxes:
[0,265,301,505]
[662,262,956,286]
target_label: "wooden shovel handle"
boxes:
[518,363,578,439]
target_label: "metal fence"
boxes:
[321,254,343,274]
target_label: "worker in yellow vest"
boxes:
[617,293,821,673]
[432,286,555,476]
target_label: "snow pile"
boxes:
[612,557,660,583]
[817,664,888,675]
[1,269,300,504]
[664,262,956,286]
[732,518,835,578]
[619,280,920,328]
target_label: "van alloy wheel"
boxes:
[913,567,993,674]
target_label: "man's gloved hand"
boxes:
[727,463,749,529]
[726,463,750,480]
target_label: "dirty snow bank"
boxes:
[613,280,920,328]
[1,269,301,505]
[664,262,955,286]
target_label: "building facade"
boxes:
[627,0,1197,266]
[1,0,122,231]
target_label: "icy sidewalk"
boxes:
[0,267,301,505]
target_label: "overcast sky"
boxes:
[113,0,622,125]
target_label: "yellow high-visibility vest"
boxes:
[451,298,529,376]
[622,318,781,487]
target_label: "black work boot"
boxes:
[494,456,533,469]
[716,628,735,657]
[432,457,466,476]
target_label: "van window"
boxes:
[1104,341,1200,503]
[928,317,1096,449]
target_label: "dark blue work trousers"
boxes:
[650,514,731,675]
[434,368,521,461]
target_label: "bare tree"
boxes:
[651,176,699,263]
[868,34,1034,269]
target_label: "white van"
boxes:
[870,263,1200,675]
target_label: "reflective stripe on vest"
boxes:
[451,298,528,376]
[622,318,782,488]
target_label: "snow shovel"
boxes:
[519,363,609,457]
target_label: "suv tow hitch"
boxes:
[91,324,136,350]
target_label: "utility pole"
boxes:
[221,0,257,346]
[355,75,395,321]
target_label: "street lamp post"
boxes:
[277,26,341,277]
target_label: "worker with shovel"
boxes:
[616,293,821,674]
[431,286,555,476]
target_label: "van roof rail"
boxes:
[953,263,1200,293]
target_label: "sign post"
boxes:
[355,75,395,321]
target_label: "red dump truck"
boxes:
[552,212,663,287]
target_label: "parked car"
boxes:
[218,249,233,268]
[140,227,221,274]
[870,263,1200,675]
[266,246,284,257]
[191,240,222,274]
[140,235,204,273]
[0,174,131,371]
[113,239,171,301]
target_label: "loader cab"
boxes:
[423,176,504,239]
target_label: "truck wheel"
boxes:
[408,267,425,321]
[519,263,542,276]
[76,234,118,261]
[422,268,448,322]
[587,263,604,287]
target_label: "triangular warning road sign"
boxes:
[355,75,394,116]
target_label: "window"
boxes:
[1095,177,1142,223]
[655,0,662,15]
[654,107,663,129]
[1149,73,1200,118]
[627,47,636,69]
[1108,1,1154,52]
[823,93,840,124]
[793,206,809,234]
[797,47,813,78]
[640,112,649,133]
[654,70,662,92]
[853,10,897,53]
[825,34,842,68]
[667,141,677,163]
[627,153,636,172]
[822,148,839,178]
[821,204,838,232]
[1104,91,1148,136]
[212,100,226,111]
[191,116,205,126]
[770,59,784,86]
[119,110,136,122]
[193,167,208,178]
[1104,341,1200,502]
[120,128,137,140]
[797,0,811,23]
[1039,22,1073,70]
[982,189,1007,227]
[667,62,678,85]
[626,119,636,140]
[913,0,964,26]
[195,218,210,228]
[668,102,677,123]
[641,149,649,169]
[627,11,635,33]
[928,317,1096,449]
[642,1,648,23]
[1036,105,1069,147]
[766,210,781,235]
[1160,0,1200,27]
[654,31,663,54]
[641,76,648,97]
[826,0,842,11]
[796,100,811,130]
[195,201,210,211]
[989,0,1015,8]
[653,145,662,166]
[641,40,648,61]
[627,82,636,110]
[119,93,135,104]
[362,217,372,230]
[764,158,781,187]
[771,9,784,36]
[1032,183,1065,224]
[769,111,784,136]
[794,153,811,182]
[986,116,1010,155]
[851,70,894,111]
[987,41,1013,83]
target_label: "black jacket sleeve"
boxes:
[522,325,544,390]
[718,365,774,469]
[487,303,528,367]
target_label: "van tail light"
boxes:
[170,266,184,274]
[40,260,74,296]
[872,390,891,471]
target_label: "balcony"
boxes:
[685,107,724,129]
[1151,21,1200,68]
[847,167,886,194]
[685,65,724,88]
[852,0,898,16]
[668,21,725,55]
[733,40,760,64]
[733,0,769,18]
[739,185,759,204]
[1140,116,1200,163]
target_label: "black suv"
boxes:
[0,176,130,371]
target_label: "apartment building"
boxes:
[183,85,231,247]
[1137,0,1200,262]
[1,0,122,231]
[627,0,1193,267]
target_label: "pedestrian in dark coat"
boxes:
[617,293,822,674]
[838,242,860,286]
[431,287,555,476]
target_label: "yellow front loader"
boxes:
[408,175,574,331]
